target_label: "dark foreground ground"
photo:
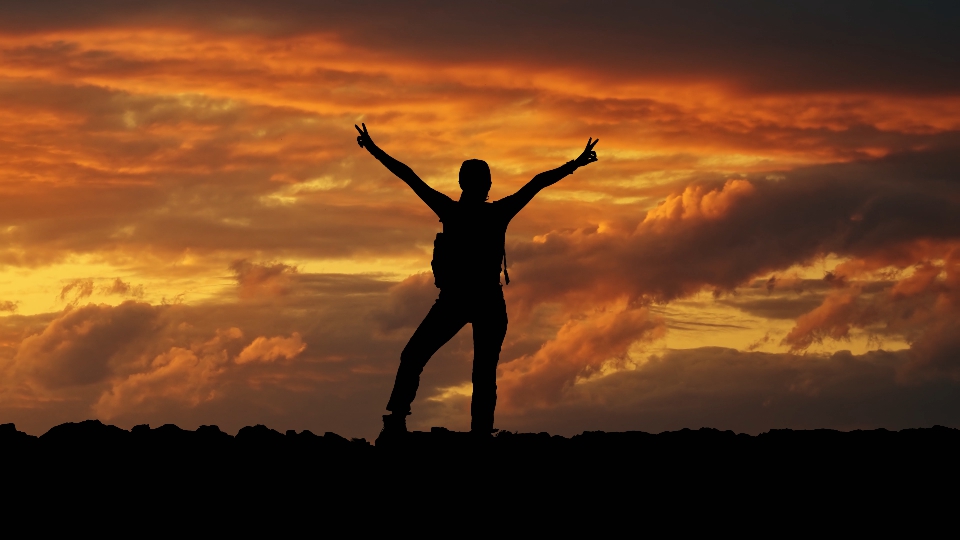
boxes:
[3,421,958,519]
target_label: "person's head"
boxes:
[459,159,491,202]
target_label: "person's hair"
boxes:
[459,159,491,199]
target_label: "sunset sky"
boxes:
[2,1,959,438]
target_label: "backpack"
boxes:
[431,232,509,289]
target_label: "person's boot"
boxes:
[375,413,408,447]
[469,419,496,444]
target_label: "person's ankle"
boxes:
[382,412,409,432]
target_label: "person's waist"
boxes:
[441,280,504,291]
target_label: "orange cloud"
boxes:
[782,289,861,351]
[498,307,665,411]
[235,333,305,364]
[641,179,755,227]
[94,326,242,417]
[95,346,224,417]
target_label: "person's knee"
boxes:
[398,347,427,374]
[399,339,422,360]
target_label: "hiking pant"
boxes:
[386,286,508,432]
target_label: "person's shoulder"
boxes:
[433,190,456,204]
[489,196,514,208]
[434,193,457,212]
[490,194,522,215]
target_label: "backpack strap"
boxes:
[502,250,510,285]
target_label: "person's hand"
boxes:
[355,123,375,150]
[573,137,599,168]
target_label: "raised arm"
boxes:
[500,138,599,217]
[355,123,450,215]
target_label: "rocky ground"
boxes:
[3,420,956,519]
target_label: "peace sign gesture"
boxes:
[573,137,599,168]
[355,123,375,149]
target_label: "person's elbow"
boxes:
[530,173,557,190]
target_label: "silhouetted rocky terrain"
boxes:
[4,420,959,512]
[6,420,960,465]
[7,420,960,452]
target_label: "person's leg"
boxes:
[469,289,508,433]
[386,293,468,416]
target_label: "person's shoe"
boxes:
[469,425,496,445]
[470,419,495,434]
[375,413,408,447]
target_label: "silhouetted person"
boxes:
[355,123,598,442]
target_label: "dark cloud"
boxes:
[906,319,960,383]
[717,278,831,320]
[497,346,960,436]
[101,278,143,297]
[56,278,142,304]
[373,273,438,333]
[724,295,827,321]
[1,1,957,94]
[230,259,298,298]
[14,301,161,389]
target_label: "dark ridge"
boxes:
[5,421,959,506]
[5,420,960,456]
[2,419,372,454]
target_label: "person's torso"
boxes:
[439,201,509,287]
